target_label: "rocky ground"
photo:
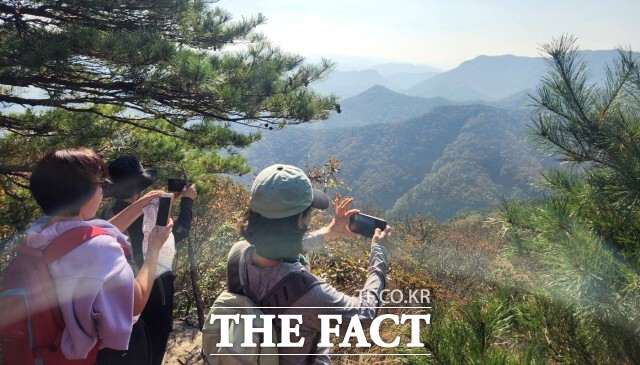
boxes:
[163,319,203,365]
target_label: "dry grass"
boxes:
[165,210,511,364]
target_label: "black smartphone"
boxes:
[167,178,187,192]
[155,193,172,226]
[349,213,387,238]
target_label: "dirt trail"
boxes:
[163,319,203,365]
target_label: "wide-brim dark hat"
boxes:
[104,156,157,198]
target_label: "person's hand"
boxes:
[320,197,360,241]
[148,219,174,252]
[372,225,392,250]
[173,184,197,200]
[182,184,197,200]
[138,190,164,205]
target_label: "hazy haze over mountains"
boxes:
[404,54,545,101]
[239,49,627,219]
[312,59,443,98]
[314,49,628,102]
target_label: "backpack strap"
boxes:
[226,242,249,294]
[43,226,111,264]
[226,243,323,365]
[18,226,111,264]
[259,271,322,314]
[227,243,323,310]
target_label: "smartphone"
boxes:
[155,193,172,226]
[167,178,187,192]
[349,213,387,238]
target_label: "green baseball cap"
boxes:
[250,164,330,219]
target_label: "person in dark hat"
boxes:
[103,155,158,200]
[224,164,391,365]
[102,155,197,365]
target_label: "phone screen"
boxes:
[155,194,172,226]
[167,178,187,192]
[348,213,387,238]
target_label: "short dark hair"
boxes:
[30,148,108,216]
[236,207,311,262]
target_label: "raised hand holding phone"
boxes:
[155,193,173,227]
[148,219,173,251]
[167,165,191,193]
[348,213,387,238]
[372,225,392,251]
[167,179,187,192]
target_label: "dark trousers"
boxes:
[140,272,176,365]
[97,318,151,365]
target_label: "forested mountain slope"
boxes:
[241,104,546,219]
[311,85,458,129]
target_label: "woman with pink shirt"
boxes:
[26,148,173,364]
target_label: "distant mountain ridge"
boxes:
[312,69,394,98]
[404,54,545,101]
[241,104,546,220]
[312,49,631,103]
[369,63,444,76]
[404,49,630,101]
[312,62,442,98]
[312,85,459,129]
[236,50,631,219]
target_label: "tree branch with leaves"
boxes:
[0,0,338,234]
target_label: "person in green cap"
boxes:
[228,164,392,364]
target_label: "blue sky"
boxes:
[219,0,640,70]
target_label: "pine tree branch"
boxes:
[598,53,636,123]
[0,164,32,175]
[57,105,184,137]
[544,36,592,125]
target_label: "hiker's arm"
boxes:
[171,186,196,243]
[132,220,173,315]
[300,226,391,332]
[108,190,163,233]
[303,197,359,252]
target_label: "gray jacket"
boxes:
[228,232,389,365]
